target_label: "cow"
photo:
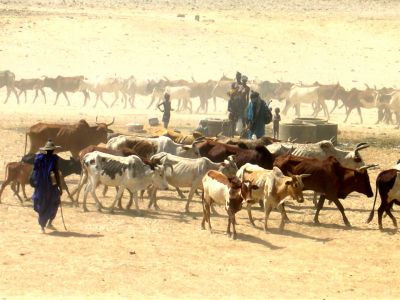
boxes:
[210,79,231,111]
[201,170,258,240]
[147,78,190,109]
[0,162,32,203]
[272,80,294,101]
[274,155,375,226]
[376,90,400,128]
[256,80,280,100]
[162,129,203,145]
[287,139,369,169]
[163,86,192,113]
[107,135,198,158]
[148,152,238,212]
[217,136,277,149]
[81,151,171,213]
[193,139,275,169]
[281,85,330,119]
[0,70,19,104]
[14,78,46,104]
[237,163,309,230]
[80,77,127,108]
[338,85,378,124]
[189,80,216,113]
[125,78,158,108]
[72,145,141,205]
[373,87,396,124]
[43,75,89,106]
[25,118,114,159]
[366,169,400,231]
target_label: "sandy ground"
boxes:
[0,1,400,299]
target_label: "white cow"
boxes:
[201,170,258,240]
[149,152,238,212]
[164,85,192,113]
[237,164,308,229]
[282,85,330,119]
[81,151,171,213]
[80,77,126,108]
[107,135,199,158]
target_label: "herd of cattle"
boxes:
[0,118,399,239]
[1,70,400,126]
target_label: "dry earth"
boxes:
[0,0,399,299]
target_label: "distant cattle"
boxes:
[0,70,19,104]
[201,170,258,239]
[189,80,216,113]
[366,169,400,230]
[80,77,127,108]
[25,118,114,158]
[274,155,375,226]
[43,75,89,106]
[14,78,46,104]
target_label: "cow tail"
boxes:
[366,183,379,223]
[24,132,28,155]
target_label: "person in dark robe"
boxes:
[246,91,266,138]
[158,92,173,128]
[227,82,240,136]
[32,140,63,234]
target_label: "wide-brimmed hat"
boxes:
[40,139,61,151]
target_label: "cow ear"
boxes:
[285,179,293,185]
[182,145,191,150]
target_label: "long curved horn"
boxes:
[355,143,369,152]
[106,117,115,127]
[358,164,379,171]
[330,136,336,143]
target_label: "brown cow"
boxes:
[338,84,378,124]
[25,118,114,159]
[14,78,47,104]
[1,70,19,104]
[274,154,375,227]
[189,80,217,113]
[43,75,89,106]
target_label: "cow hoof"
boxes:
[345,222,352,228]
[232,234,237,240]
[154,205,161,211]
[83,208,89,212]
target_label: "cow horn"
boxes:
[106,117,115,127]
[243,168,253,174]
[358,164,379,171]
[300,174,311,179]
[329,136,336,143]
[355,143,369,152]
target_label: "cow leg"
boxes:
[330,99,338,114]
[385,202,398,229]
[100,94,109,108]
[377,202,386,230]
[0,178,13,203]
[3,87,12,104]
[321,101,330,120]
[185,186,196,213]
[70,170,88,206]
[126,190,140,212]
[213,96,217,112]
[54,92,61,105]
[41,88,47,104]
[106,186,124,213]
[343,107,353,123]
[357,107,363,124]
[281,203,290,222]
[82,182,91,212]
[278,204,286,233]
[246,203,256,227]
[21,183,29,201]
[33,89,39,104]
[330,198,351,227]
[62,92,71,106]
[23,90,27,104]
[102,185,108,197]
[110,91,119,107]
[314,195,326,225]
[175,187,186,199]
[93,94,100,108]
[263,201,273,232]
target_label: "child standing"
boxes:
[158,92,173,129]
[273,107,281,139]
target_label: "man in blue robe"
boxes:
[32,140,63,233]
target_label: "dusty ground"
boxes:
[0,0,400,299]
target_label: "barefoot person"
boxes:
[158,92,173,129]
[31,139,63,233]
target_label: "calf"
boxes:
[274,154,375,226]
[14,78,46,104]
[366,169,400,230]
[201,170,258,239]
[81,152,171,213]
[0,162,32,203]
[237,164,308,230]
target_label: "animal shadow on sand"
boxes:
[300,220,376,232]
[267,227,332,243]
[48,231,103,238]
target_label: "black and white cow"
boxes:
[81,151,171,212]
